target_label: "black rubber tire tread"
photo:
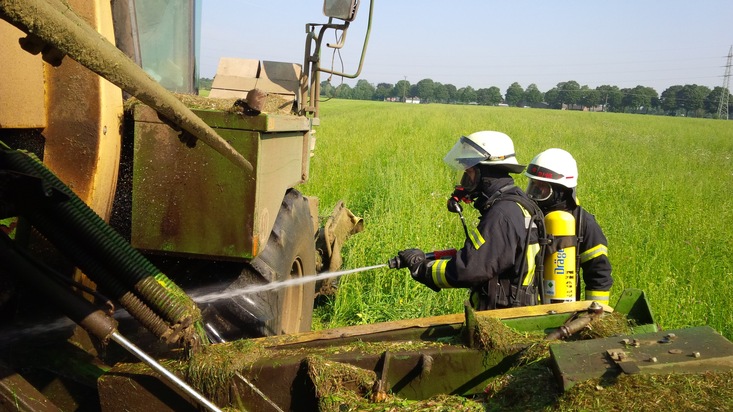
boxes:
[249,189,317,334]
[198,189,316,339]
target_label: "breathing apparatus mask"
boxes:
[448,165,516,214]
[451,167,480,201]
[527,179,575,212]
[524,148,579,211]
[526,179,553,202]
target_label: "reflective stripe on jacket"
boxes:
[426,183,541,309]
[573,207,613,301]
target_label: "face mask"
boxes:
[448,167,482,207]
[526,179,553,202]
[460,167,480,193]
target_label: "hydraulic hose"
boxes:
[0,231,118,343]
[18,209,173,340]
[0,233,222,412]
[0,147,204,346]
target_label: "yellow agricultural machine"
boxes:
[2,1,733,411]
[0,0,370,340]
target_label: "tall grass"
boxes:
[302,100,733,339]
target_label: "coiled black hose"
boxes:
[0,147,203,344]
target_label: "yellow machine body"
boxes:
[543,210,577,303]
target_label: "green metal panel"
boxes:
[502,291,657,334]
[550,326,733,391]
[194,108,311,132]
[613,288,657,330]
[382,347,514,399]
[130,105,310,260]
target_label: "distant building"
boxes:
[405,97,420,104]
[561,103,604,111]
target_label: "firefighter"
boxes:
[524,148,613,303]
[397,131,544,310]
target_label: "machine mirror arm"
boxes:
[315,0,373,79]
[302,0,373,117]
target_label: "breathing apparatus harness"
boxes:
[448,177,547,309]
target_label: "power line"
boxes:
[717,45,732,120]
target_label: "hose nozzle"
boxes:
[388,249,457,269]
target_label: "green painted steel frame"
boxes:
[98,290,659,410]
[129,105,312,260]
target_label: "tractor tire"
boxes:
[200,189,316,339]
[249,189,317,335]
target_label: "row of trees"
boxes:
[320,78,731,118]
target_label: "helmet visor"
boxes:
[526,180,553,202]
[443,136,490,171]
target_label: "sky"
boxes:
[200,1,733,94]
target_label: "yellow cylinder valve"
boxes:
[543,210,577,303]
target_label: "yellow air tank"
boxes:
[543,210,577,303]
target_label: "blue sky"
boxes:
[200,1,733,94]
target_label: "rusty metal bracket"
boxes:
[371,351,391,402]
[315,201,363,297]
[545,301,605,341]
[316,200,364,272]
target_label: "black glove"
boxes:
[447,196,463,213]
[398,249,440,292]
[447,186,470,213]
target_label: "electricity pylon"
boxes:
[718,45,732,120]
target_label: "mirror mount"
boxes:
[301,0,373,118]
[323,0,360,22]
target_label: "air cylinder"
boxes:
[542,210,577,303]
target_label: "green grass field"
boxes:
[301,99,733,339]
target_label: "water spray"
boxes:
[191,264,387,304]
[192,248,458,305]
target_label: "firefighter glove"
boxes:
[398,249,440,292]
[398,248,425,276]
[447,196,462,213]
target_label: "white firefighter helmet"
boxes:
[524,148,578,188]
[443,131,525,173]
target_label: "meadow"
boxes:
[301,99,733,340]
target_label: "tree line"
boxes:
[320,78,732,118]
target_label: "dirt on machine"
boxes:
[1,0,368,409]
[2,1,733,411]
